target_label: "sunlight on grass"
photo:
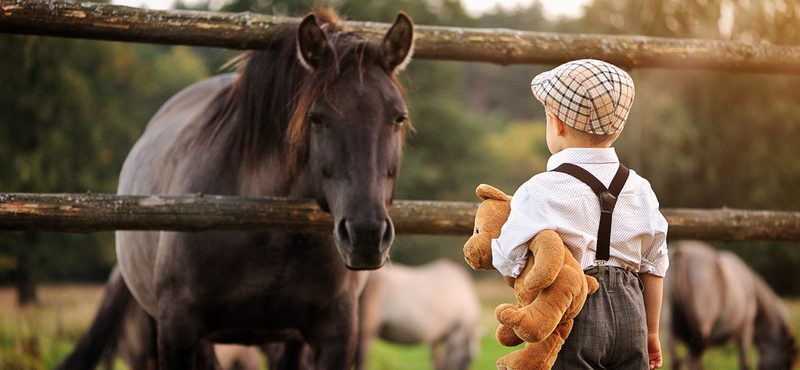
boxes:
[0,285,105,369]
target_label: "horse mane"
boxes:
[194,7,407,173]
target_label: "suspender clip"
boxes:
[596,260,606,276]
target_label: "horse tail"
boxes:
[55,266,137,370]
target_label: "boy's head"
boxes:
[531,59,635,138]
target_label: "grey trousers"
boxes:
[552,266,648,370]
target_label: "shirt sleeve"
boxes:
[638,195,669,277]
[491,183,553,278]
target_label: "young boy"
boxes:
[491,59,668,370]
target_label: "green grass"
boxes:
[1,282,799,369]
[0,285,105,370]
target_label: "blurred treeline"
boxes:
[1,0,800,301]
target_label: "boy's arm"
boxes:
[491,187,549,278]
[641,273,664,369]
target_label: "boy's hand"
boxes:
[647,332,663,369]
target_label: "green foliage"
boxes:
[0,35,209,285]
[572,0,800,293]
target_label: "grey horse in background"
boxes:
[663,240,799,370]
[356,259,483,370]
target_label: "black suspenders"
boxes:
[551,163,629,276]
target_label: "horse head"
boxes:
[756,323,799,370]
[289,10,414,270]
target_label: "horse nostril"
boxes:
[336,219,351,246]
[322,166,333,178]
[382,218,394,246]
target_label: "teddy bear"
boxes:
[463,184,599,370]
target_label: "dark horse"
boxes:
[83,8,414,370]
[663,240,799,370]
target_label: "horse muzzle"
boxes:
[334,216,394,270]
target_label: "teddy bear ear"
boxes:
[476,184,511,201]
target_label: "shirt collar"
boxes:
[546,147,619,171]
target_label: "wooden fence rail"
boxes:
[2,0,800,74]
[2,193,800,242]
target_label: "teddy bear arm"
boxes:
[523,232,566,292]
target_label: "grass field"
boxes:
[1,280,799,370]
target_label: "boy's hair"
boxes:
[531,59,634,136]
[574,127,620,146]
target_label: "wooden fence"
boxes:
[3,0,800,73]
[2,0,800,242]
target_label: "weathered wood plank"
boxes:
[2,193,799,242]
[2,0,800,74]
[0,193,478,236]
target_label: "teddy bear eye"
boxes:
[475,228,479,234]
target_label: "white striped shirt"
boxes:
[491,147,669,278]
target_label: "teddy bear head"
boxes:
[463,184,512,271]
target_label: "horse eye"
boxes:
[308,114,324,127]
[393,115,408,127]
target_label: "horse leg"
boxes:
[196,341,222,370]
[664,331,682,370]
[156,306,219,370]
[354,333,375,370]
[660,299,681,370]
[736,324,755,370]
[263,341,311,370]
[431,339,447,370]
[688,349,704,370]
[307,299,359,369]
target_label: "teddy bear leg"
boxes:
[495,303,555,343]
[496,323,524,347]
[496,334,565,370]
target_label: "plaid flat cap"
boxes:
[531,59,635,135]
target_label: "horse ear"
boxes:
[381,12,414,73]
[297,14,333,72]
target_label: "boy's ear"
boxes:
[548,111,566,137]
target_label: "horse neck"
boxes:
[235,154,312,198]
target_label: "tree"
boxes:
[0,35,209,304]
[572,0,800,294]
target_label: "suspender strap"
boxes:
[551,163,630,264]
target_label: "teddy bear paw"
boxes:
[495,303,521,326]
